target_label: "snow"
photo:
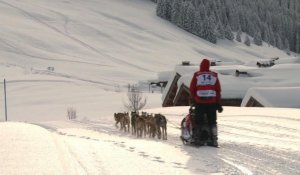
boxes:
[1,107,300,175]
[164,60,300,101]
[0,0,299,174]
[241,87,300,108]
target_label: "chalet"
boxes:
[244,97,264,107]
[256,57,279,68]
[162,73,181,107]
[173,83,190,106]
[162,71,243,107]
[162,61,197,107]
[148,81,168,93]
[235,70,248,77]
[162,58,300,108]
[241,87,300,108]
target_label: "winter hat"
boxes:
[200,59,210,71]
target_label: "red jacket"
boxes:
[190,59,221,104]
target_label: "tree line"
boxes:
[155,0,300,53]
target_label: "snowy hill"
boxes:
[0,0,300,174]
[0,0,298,120]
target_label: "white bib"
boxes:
[196,73,217,86]
[197,90,216,97]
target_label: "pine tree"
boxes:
[236,30,242,42]
[276,33,284,49]
[261,24,270,44]
[181,1,189,31]
[185,2,195,32]
[296,31,300,53]
[156,0,164,18]
[253,31,263,46]
[164,0,172,21]
[157,0,171,20]
[171,0,182,27]
[224,25,234,40]
[202,14,217,43]
[268,28,276,46]
[198,3,206,21]
[244,35,251,46]
[193,11,203,36]
[226,1,240,31]
[238,9,247,32]
[215,22,225,39]
[155,0,300,52]
[283,37,290,51]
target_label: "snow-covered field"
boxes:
[1,107,300,175]
[0,0,299,174]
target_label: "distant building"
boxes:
[242,87,300,108]
[162,73,182,107]
[244,97,264,107]
[161,60,300,108]
[162,71,242,107]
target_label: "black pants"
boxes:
[193,103,217,129]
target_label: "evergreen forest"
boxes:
[155,0,300,53]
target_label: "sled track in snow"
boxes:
[35,114,300,175]
[220,124,300,141]
[222,114,300,122]
[40,120,249,174]
[217,114,300,175]
[219,143,300,175]
[222,119,300,134]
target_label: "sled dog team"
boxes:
[114,58,223,146]
[114,111,167,140]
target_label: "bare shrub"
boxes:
[67,107,77,120]
[124,90,147,112]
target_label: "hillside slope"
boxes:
[0,0,298,121]
[0,0,295,85]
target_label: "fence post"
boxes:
[4,79,7,121]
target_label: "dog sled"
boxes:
[180,106,219,147]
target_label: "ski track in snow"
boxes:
[0,37,112,68]
[34,110,300,175]
[50,134,87,175]
[32,69,114,87]
[0,63,120,89]
[0,0,154,73]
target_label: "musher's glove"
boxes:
[217,103,223,113]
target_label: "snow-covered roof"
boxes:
[241,87,300,108]
[161,65,198,101]
[163,61,300,103]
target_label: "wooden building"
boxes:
[162,72,242,107]
[245,97,264,107]
[241,87,300,108]
[162,73,181,107]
